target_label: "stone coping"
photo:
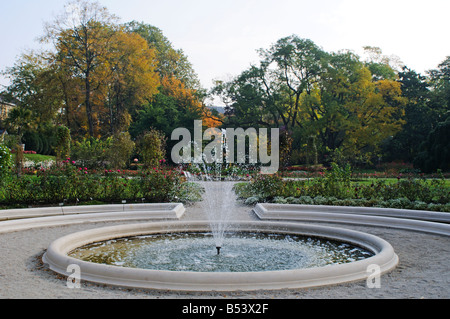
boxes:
[253,204,450,237]
[42,221,399,292]
[0,203,185,234]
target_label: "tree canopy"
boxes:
[1,2,448,172]
[212,35,410,166]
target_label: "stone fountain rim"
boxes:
[42,220,399,292]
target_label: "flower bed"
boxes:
[0,159,202,209]
[235,164,450,212]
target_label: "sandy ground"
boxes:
[0,192,449,300]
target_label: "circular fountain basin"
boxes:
[69,232,374,273]
[43,221,398,291]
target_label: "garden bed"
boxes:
[234,164,450,212]
[0,161,203,210]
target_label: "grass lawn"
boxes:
[11,153,56,164]
[351,177,450,188]
[24,154,55,162]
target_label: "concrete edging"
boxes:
[253,204,450,237]
[42,220,399,292]
[0,203,185,234]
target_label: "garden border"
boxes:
[0,203,185,234]
[253,204,450,237]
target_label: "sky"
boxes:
[1,0,449,102]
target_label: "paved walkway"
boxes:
[0,182,449,298]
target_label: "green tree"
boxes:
[4,107,35,144]
[382,67,433,162]
[212,36,406,166]
[2,52,64,127]
[414,118,450,173]
[362,46,403,80]
[427,56,450,122]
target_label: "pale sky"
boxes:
[1,0,449,97]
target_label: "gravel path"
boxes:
[0,185,449,299]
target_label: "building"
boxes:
[0,97,15,122]
[207,106,226,114]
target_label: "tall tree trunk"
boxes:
[85,77,94,137]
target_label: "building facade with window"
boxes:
[0,97,15,122]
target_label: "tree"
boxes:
[101,29,160,136]
[124,21,202,91]
[260,35,328,130]
[362,46,403,80]
[414,118,450,173]
[341,70,406,164]
[211,36,407,166]
[123,22,221,148]
[43,0,120,137]
[211,65,276,128]
[4,107,35,144]
[2,52,63,126]
[427,56,450,122]
[382,66,433,162]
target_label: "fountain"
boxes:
[41,125,399,291]
[69,230,374,272]
[198,180,237,254]
[43,220,399,291]
[181,139,240,256]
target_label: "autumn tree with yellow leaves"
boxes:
[41,1,161,138]
[5,0,217,143]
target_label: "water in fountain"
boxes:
[183,165,237,253]
[199,180,237,250]
[177,126,243,254]
[70,232,374,272]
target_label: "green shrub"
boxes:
[273,196,288,204]
[54,125,71,161]
[71,137,112,169]
[244,196,260,206]
[107,132,135,169]
[249,174,284,200]
[170,182,203,203]
[137,128,167,168]
[0,161,188,208]
[313,196,329,205]
[297,196,314,205]
[0,144,12,179]
[386,198,413,209]
[427,203,442,212]
[285,196,296,204]
[323,162,352,198]
[412,201,428,211]
[237,161,448,212]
